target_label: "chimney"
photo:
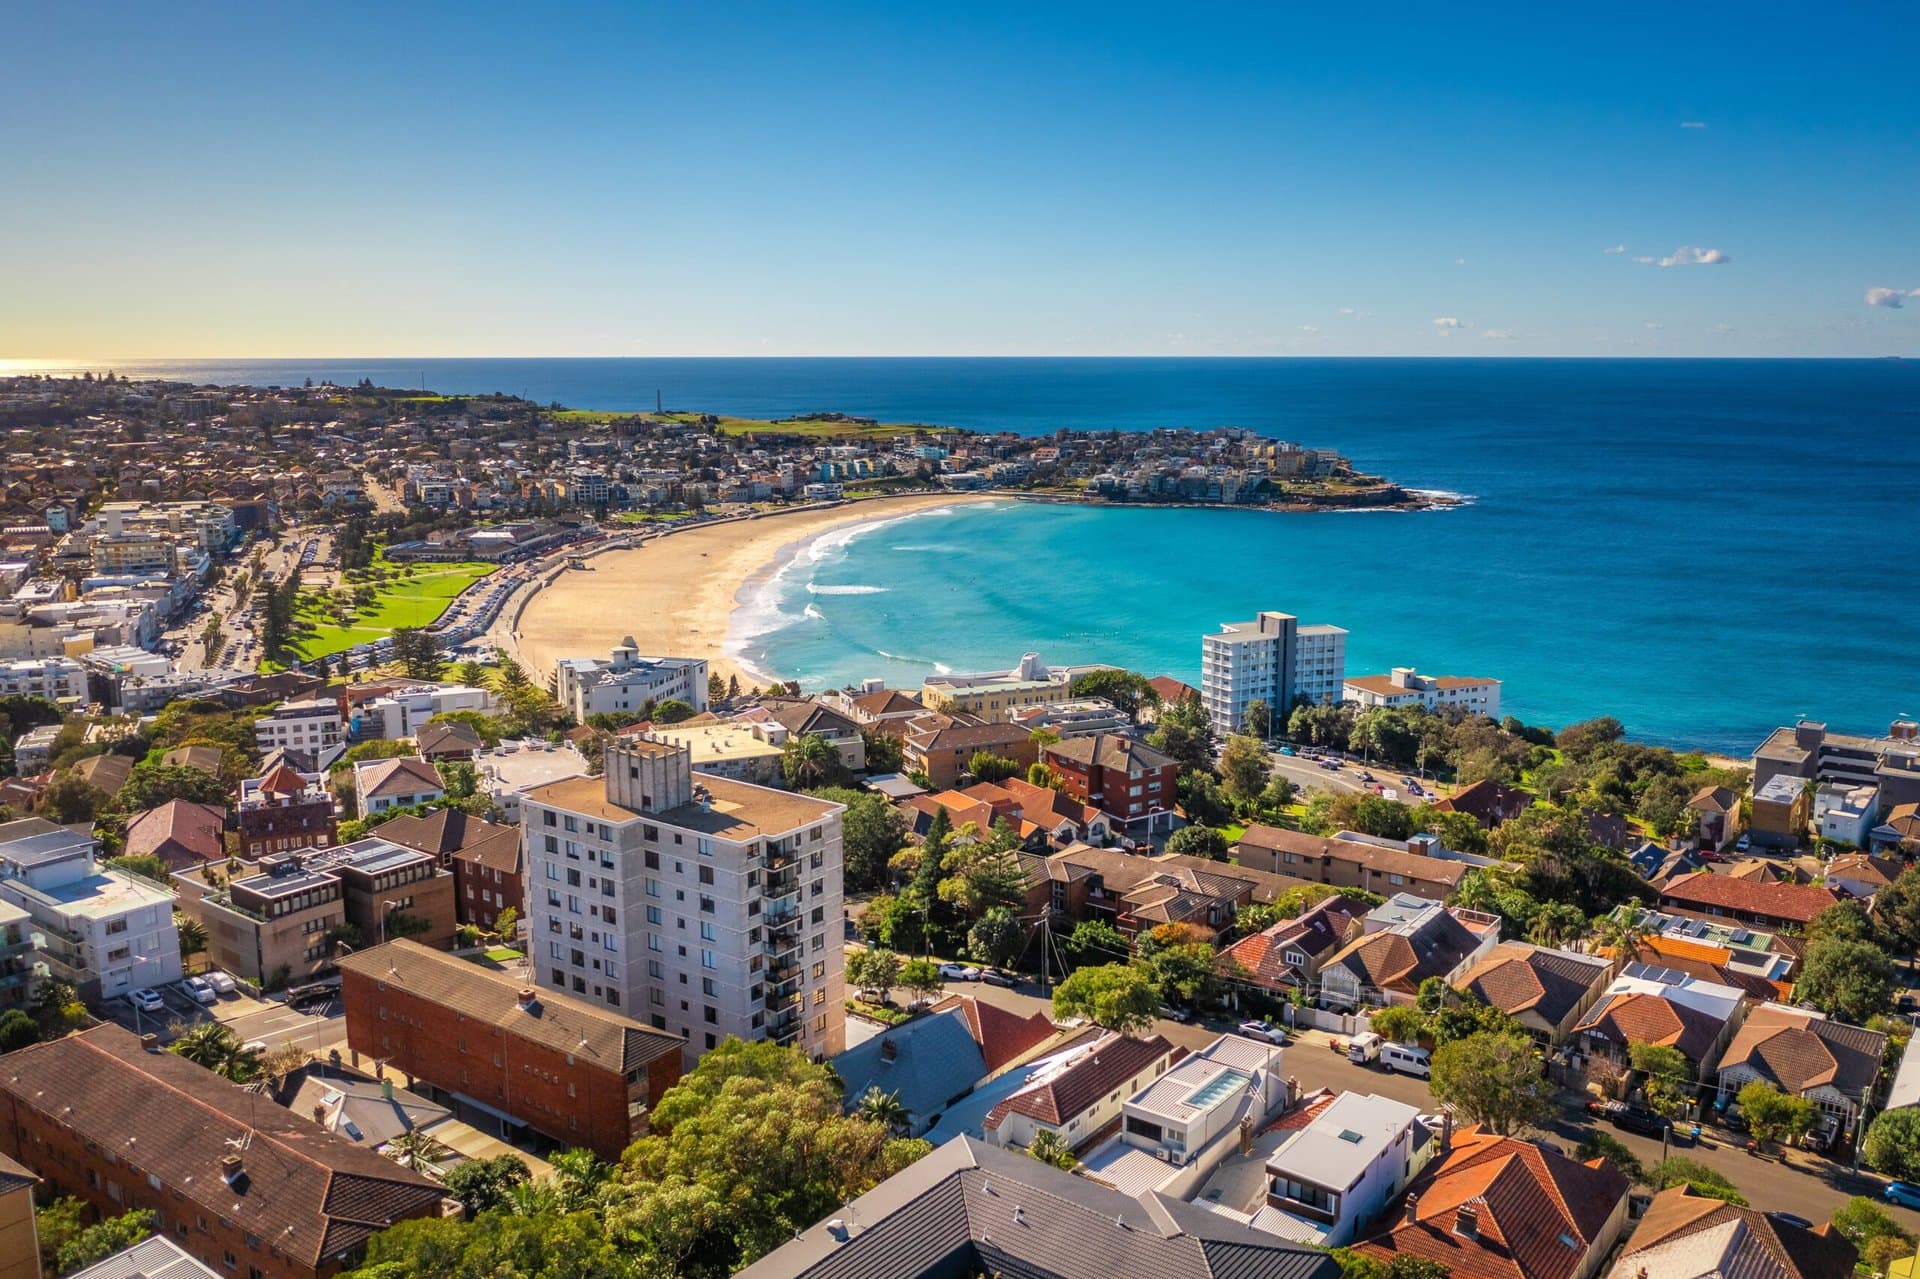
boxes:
[382,1078,393,1101]
[1404,1193,1420,1225]
[140,1033,159,1054]
[1441,1109,1453,1152]
[1455,1203,1479,1239]
[220,1154,245,1185]
[880,1039,898,1062]
[312,1104,327,1124]
[517,988,537,1011]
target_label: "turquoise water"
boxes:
[36,357,1919,753]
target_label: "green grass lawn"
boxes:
[288,551,493,660]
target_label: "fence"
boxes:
[1284,1005,1367,1037]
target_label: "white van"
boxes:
[1347,1031,1382,1064]
[1381,1042,1431,1078]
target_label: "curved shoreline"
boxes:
[512,493,1000,688]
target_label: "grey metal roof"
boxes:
[833,1007,988,1130]
[737,1136,1342,1279]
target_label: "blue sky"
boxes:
[4,2,1917,358]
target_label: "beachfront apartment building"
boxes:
[0,818,183,1002]
[0,656,90,708]
[552,640,708,721]
[1199,610,1345,735]
[1342,666,1502,720]
[920,652,1096,722]
[254,696,346,768]
[1752,718,1920,818]
[520,739,846,1066]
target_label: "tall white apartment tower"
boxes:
[1200,611,1347,735]
[520,739,847,1067]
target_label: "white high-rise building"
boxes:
[1200,611,1346,735]
[520,739,846,1066]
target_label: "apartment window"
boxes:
[702,977,718,996]
[698,865,714,885]
[547,889,561,907]
[646,906,663,925]
[701,949,717,970]
[812,960,826,978]
[564,816,578,833]
[544,811,557,826]
[704,1006,718,1024]
[645,850,660,870]
[105,919,128,936]
[699,921,716,941]
[699,895,715,915]
[544,835,559,854]
[645,877,660,898]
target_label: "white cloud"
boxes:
[1681,121,1709,129]
[1482,329,1515,341]
[1299,324,1321,334]
[1640,245,1731,267]
[1866,286,1920,309]
[1431,317,1466,333]
[1604,244,1627,255]
[1336,306,1358,316]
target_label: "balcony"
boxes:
[765,987,802,1014]
[764,893,802,925]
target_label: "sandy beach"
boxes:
[512,493,998,690]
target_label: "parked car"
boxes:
[1592,1100,1672,1137]
[1736,834,1752,851]
[937,963,981,982]
[1886,1182,1920,1211]
[980,969,1015,988]
[1158,1004,1192,1024]
[182,976,217,1005]
[1766,1212,1815,1230]
[130,988,165,1013]
[1237,1020,1288,1044]
[1381,1042,1432,1078]
[1278,746,1296,756]
[1347,1031,1383,1063]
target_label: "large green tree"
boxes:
[811,787,905,892]
[1428,1032,1553,1136]
[604,1039,929,1275]
[1219,735,1270,805]
[1864,1108,1920,1181]
[1067,669,1158,722]
[1798,933,1896,1023]
[1052,963,1159,1034]
[969,906,1026,971]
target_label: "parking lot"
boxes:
[99,976,345,1055]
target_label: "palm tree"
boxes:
[169,1023,261,1083]
[782,733,837,789]
[173,913,208,958]
[547,1147,612,1213]
[385,1128,452,1171]
[1026,1130,1077,1170]
[856,1086,911,1136]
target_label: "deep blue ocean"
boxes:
[33,357,1920,753]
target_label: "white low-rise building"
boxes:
[350,683,498,741]
[0,818,182,1002]
[1256,1091,1435,1245]
[475,740,591,823]
[1342,667,1501,720]
[254,697,345,769]
[1812,782,1878,848]
[552,640,708,721]
[0,656,90,709]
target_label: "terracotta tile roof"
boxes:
[256,761,309,796]
[1718,1006,1885,1098]
[1624,1185,1857,1279]
[337,940,681,1075]
[1234,825,1470,889]
[1437,780,1535,827]
[1148,676,1198,704]
[1355,1128,1628,1279]
[378,807,521,875]
[122,799,228,869]
[1572,991,1725,1064]
[1690,786,1742,816]
[1222,895,1367,987]
[161,744,226,773]
[1044,733,1178,774]
[1660,871,1841,924]
[1326,911,1488,996]
[983,1033,1177,1131]
[1458,943,1611,1026]
[353,755,444,800]
[929,994,1059,1072]
[415,719,484,756]
[0,1026,444,1271]
[1826,853,1902,888]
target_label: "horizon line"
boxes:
[3,353,1911,366]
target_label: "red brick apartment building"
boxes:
[1041,733,1181,834]
[338,939,683,1161]
[0,1025,444,1279]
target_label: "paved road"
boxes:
[946,975,1920,1231]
